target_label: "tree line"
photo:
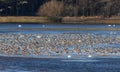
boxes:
[0,0,120,17]
[0,0,47,16]
[38,0,120,17]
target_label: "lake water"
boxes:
[0,24,120,72]
[0,24,120,35]
[0,57,120,72]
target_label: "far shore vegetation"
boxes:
[0,0,120,23]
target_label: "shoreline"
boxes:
[0,54,120,59]
[0,16,120,24]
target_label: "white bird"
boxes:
[37,35,41,38]
[67,55,71,58]
[18,25,22,27]
[108,25,111,27]
[88,55,92,58]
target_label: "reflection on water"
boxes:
[0,24,119,28]
[0,24,120,35]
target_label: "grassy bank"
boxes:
[0,16,120,24]
[0,16,52,23]
[62,16,120,24]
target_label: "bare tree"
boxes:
[37,0,64,17]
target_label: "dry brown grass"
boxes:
[62,16,120,24]
[0,16,52,23]
[0,16,120,24]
